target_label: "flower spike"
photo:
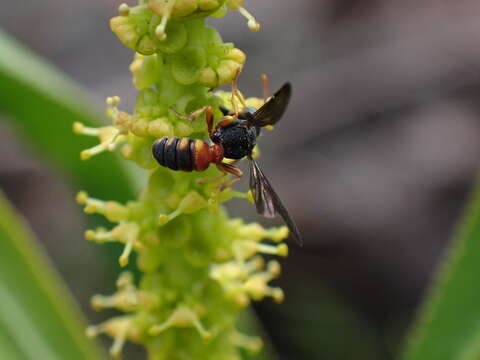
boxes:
[78,2,290,357]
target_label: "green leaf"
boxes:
[0,29,138,202]
[0,191,106,360]
[402,183,480,360]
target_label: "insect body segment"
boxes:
[151,77,302,245]
[211,119,258,160]
[152,137,223,172]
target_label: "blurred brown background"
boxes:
[2,1,480,359]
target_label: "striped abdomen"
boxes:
[152,137,224,172]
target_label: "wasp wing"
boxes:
[249,159,302,245]
[248,83,292,128]
[250,159,275,218]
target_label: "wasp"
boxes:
[152,76,302,245]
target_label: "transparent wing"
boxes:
[248,83,292,128]
[250,159,275,217]
[249,159,302,245]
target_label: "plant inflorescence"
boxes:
[74,1,289,358]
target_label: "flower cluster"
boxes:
[75,1,288,358]
[111,0,258,88]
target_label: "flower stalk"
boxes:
[75,1,288,358]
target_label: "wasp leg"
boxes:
[214,116,237,132]
[230,69,247,117]
[196,161,243,191]
[205,106,215,137]
[169,106,196,121]
[196,160,241,185]
[169,106,212,126]
[216,162,243,191]
[170,106,215,137]
[231,69,240,116]
[261,74,270,103]
[213,72,251,133]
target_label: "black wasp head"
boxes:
[211,119,258,160]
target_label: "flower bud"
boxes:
[152,21,188,54]
[198,67,218,88]
[130,53,162,89]
[217,59,242,86]
[172,46,207,85]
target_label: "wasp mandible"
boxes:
[152,75,302,245]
